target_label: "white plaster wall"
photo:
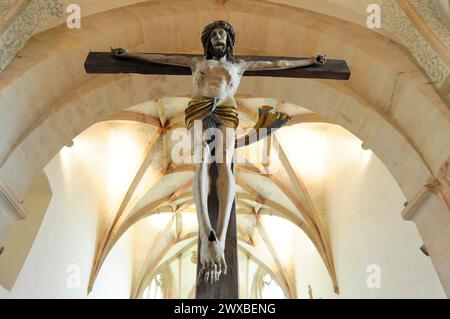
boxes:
[294,125,446,299]
[179,248,196,298]
[0,124,134,298]
[294,228,332,299]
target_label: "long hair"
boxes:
[201,20,236,62]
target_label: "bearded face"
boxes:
[210,28,228,59]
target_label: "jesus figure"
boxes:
[112,20,327,285]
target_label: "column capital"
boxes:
[402,179,443,221]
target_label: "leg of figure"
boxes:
[215,125,236,250]
[190,126,223,284]
[190,126,213,240]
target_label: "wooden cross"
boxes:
[84,52,350,299]
[85,52,350,80]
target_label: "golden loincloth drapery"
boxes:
[185,95,292,147]
[185,95,239,130]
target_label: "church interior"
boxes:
[0,0,449,299]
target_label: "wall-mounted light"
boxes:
[420,244,429,257]
[361,142,370,151]
[65,140,74,148]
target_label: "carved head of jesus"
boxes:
[201,20,236,61]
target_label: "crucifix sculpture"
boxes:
[85,20,350,299]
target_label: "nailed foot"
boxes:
[198,231,227,285]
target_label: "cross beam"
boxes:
[84,52,351,80]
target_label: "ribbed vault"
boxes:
[86,96,338,297]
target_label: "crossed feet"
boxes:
[198,231,227,285]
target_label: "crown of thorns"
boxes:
[201,20,236,49]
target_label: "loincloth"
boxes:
[185,95,239,130]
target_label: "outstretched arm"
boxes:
[111,48,194,68]
[245,54,327,71]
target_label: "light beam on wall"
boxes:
[107,125,142,214]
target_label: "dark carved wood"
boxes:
[195,163,239,299]
[84,52,351,80]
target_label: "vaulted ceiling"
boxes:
[86,96,338,298]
